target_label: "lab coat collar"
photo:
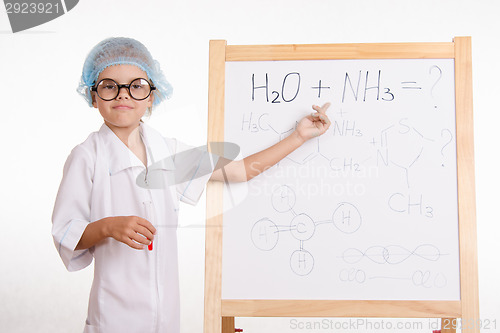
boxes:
[139,122,175,170]
[98,122,174,176]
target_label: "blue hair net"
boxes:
[77,37,173,108]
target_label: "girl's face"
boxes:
[92,64,153,132]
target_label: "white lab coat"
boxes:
[52,122,217,333]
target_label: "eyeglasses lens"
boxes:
[96,79,118,100]
[129,79,151,100]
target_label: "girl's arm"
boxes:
[210,103,331,183]
[75,216,156,250]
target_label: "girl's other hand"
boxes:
[105,216,156,250]
[296,102,331,142]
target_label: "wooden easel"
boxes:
[204,37,478,333]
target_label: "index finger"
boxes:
[136,216,157,235]
[312,102,331,114]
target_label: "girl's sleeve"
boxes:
[166,138,219,206]
[51,144,94,272]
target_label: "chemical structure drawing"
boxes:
[370,118,436,188]
[251,185,362,276]
[242,112,368,171]
[243,110,453,187]
[368,118,455,219]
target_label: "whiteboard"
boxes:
[221,59,460,301]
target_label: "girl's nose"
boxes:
[116,86,131,99]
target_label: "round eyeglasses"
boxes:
[91,78,156,101]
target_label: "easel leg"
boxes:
[222,316,235,333]
[441,318,457,333]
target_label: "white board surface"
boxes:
[221,58,460,301]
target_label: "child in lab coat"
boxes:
[52,37,330,333]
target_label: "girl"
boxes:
[52,37,330,333]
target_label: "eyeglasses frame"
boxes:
[91,77,157,101]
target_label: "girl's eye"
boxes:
[103,85,116,90]
[132,84,143,89]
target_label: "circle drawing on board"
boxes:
[290,213,316,241]
[433,272,448,288]
[271,185,296,213]
[332,202,362,234]
[290,249,314,276]
[251,218,279,251]
[339,268,366,284]
[412,270,432,288]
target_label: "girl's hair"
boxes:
[77,37,173,111]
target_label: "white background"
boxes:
[0,0,498,332]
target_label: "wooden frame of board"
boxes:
[204,37,478,333]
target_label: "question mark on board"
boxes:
[429,65,443,109]
[440,129,453,167]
